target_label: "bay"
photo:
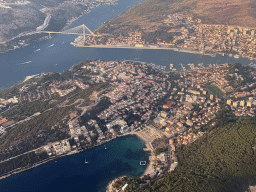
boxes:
[0,135,149,192]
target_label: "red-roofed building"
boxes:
[0,118,7,125]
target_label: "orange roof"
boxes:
[0,118,7,125]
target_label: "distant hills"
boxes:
[107,0,256,28]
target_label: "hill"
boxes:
[125,112,256,192]
[106,0,256,28]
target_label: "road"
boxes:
[0,146,42,164]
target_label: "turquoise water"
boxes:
[0,135,149,192]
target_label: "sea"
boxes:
[0,0,255,191]
[0,135,149,192]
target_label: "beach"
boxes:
[105,132,155,192]
[133,132,155,177]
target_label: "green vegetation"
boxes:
[207,84,224,96]
[65,82,108,106]
[142,30,179,44]
[0,106,72,160]
[129,117,256,192]
[0,151,48,177]
[3,101,51,121]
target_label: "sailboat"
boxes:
[85,159,89,163]
[105,146,107,149]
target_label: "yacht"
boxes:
[85,159,89,163]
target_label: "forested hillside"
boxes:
[128,117,256,192]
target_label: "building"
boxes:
[160,111,167,118]
[247,101,252,107]
[122,184,129,191]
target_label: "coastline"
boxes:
[133,132,155,177]
[0,133,133,182]
[73,44,216,57]
[74,44,256,61]
[0,1,118,55]
[105,132,155,192]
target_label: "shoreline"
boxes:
[0,0,118,55]
[133,132,155,177]
[74,44,217,57]
[105,132,155,192]
[74,44,256,61]
[0,133,133,182]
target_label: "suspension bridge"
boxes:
[39,24,99,40]
[0,24,100,45]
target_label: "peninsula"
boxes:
[71,0,256,61]
[0,59,256,191]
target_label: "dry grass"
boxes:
[109,0,256,28]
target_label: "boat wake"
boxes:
[34,49,40,52]
[17,61,32,65]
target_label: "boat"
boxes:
[105,147,107,149]
[234,55,239,59]
[170,64,173,69]
[140,161,146,165]
[85,159,89,163]
[48,44,54,48]
[222,53,225,57]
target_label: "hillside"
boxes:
[126,114,256,192]
[106,0,256,27]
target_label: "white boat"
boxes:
[234,55,239,59]
[85,159,89,163]
[140,161,146,165]
[48,44,54,48]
